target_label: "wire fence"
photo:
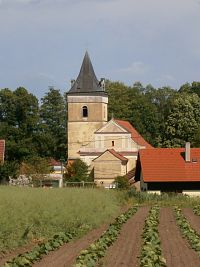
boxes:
[64,181,96,188]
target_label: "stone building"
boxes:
[67,52,152,187]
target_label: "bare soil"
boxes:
[158,207,200,267]
[33,224,110,267]
[97,206,150,267]
[32,204,131,267]
[182,208,200,234]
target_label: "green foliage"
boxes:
[65,159,91,182]
[0,187,124,252]
[140,206,166,267]
[39,87,67,160]
[174,206,200,255]
[0,87,40,162]
[114,175,130,189]
[0,160,19,183]
[127,189,200,207]
[19,156,52,180]
[193,205,200,216]
[164,94,200,147]
[74,205,138,267]
[4,230,78,267]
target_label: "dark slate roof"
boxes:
[68,52,107,96]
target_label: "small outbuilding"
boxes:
[135,143,200,195]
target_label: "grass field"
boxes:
[0,186,127,252]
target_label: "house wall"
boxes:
[93,151,127,186]
[126,156,137,172]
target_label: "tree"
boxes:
[0,87,39,162]
[65,159,90,182]
[193,127,200,147]
[39,87,66,160]
[114,175,130,190]
[19,156,52,181]
[0,161,19,183]
[164,94,200,147]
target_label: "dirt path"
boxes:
[97,206,149,267]
[33,205,132,267]
[158,207,200,267]
[33,223,109,267]
[182,208,200,234]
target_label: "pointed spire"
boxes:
[68,52,107,96]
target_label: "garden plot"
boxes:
[159,207,200,267]
[97,206,149,267]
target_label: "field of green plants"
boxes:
[0,186,127,252]
[2,187,200,267]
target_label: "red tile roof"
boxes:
[108,149,128,162]
[114,119,153,149]
[139,148,200,182]
[93,149,128,162]
[49,158,61,166]
[0,140,5,164]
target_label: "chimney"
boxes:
[185,142,190,162]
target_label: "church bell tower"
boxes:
[67,52,108,161]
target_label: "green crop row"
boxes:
[73,205,139,267]
[140,206,166,267]
[3,226,89,267]
[174,206,200,255]
[193,205,200,216]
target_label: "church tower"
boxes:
[67,52,108,161]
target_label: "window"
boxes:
[82,106,88,117]
[112,141,114,147]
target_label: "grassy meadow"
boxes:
[0,186,127,252]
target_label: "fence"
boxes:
[64,181,96,188]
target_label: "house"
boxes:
[47,158,65,187]
[135,142,200,195]
[0,140,5,165]
[93,149,128,188]
[67,52,152,187]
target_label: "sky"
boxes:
[0,0,200,99]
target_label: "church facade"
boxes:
[67,52,152,187]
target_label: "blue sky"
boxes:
[0,0,200,99]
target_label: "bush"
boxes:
[64,159,91,182]
[115,176,130,190]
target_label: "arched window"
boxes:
[82,106,88,117]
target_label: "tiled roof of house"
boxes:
[114,119,153,149]
[0,140,5,164]
[93,149,128,162]
[108,149,128,162]
[49,158,61,166]
[125,168,136,180]
[139,148,200,182]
